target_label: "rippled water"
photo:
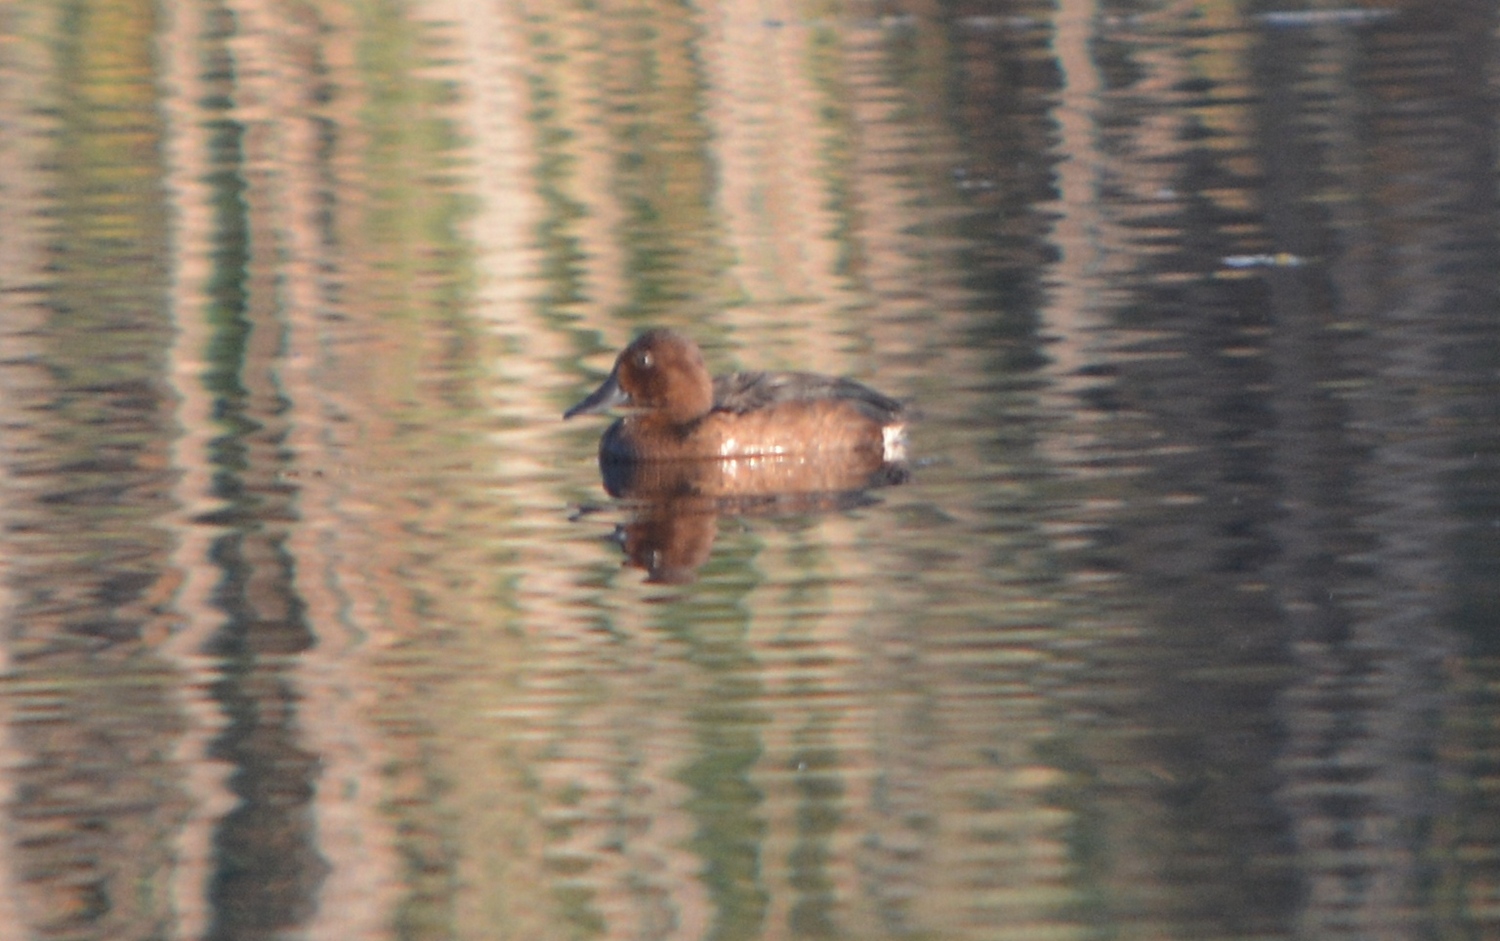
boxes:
[1,0,1498,938]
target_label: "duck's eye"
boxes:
[634,350,654,370]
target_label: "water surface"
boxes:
[0,0,1498,938]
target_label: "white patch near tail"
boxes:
[882,424,908,462]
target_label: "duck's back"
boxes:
[712,371,905,423]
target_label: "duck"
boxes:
[564,329,908,462]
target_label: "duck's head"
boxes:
[565,329,715,424]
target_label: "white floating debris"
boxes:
[955,15,1046,31]
[950,167,997,191]
[1222,253,1308,269]
[1256,8,1397,27]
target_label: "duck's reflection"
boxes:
[600,451,909,584]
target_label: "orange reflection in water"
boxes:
[593,451,909,583]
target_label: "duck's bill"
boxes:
[564,372,631,418]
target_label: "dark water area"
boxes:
[1,0,1499,938]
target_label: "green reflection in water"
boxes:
[190,4,329,938]
[671,588,770,941]
[350,3,485,940]
[10,0,185,938]
[50,0,173,435]
[521,0,733,331]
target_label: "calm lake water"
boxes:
[1,0,1498,938]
